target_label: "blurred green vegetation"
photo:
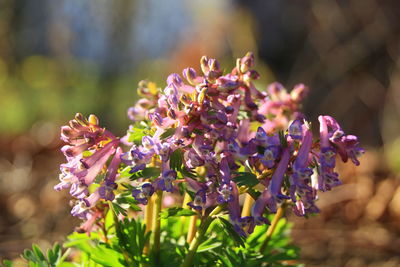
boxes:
[0,55,174,136]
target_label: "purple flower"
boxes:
[183,68,202,86]
[154,142,171,162]
[200,56,222,81]
[292,197,319,217]
[165,83,180,110]
[57,113,123,222]
[158,170,177,192]
[98,181,118,201]
[148,112,164,127]
[219,156,231,184]
[217,183,234,203]
[187,190,207,211]
[251,189,274,227]
[252,147,291,224]
[289,128,318,215]
[132,183,155,205]
[290,84,309,103]
[58,52,366,233]
[259,146,281,169]
[335,135,365,166]
[226,181,255,237]
[184,149,205,169]
[216,74,239,92]
[186,178,217,211]
[69,182,89,199]
[121,145,154,173]
[71,200,91,220]
[288,119,303,140]
[55,158,82,191]
[253,127,280,147]
[167,73,183,86]
[317,168,341,192]
[237,52,254,74]
[79,140,118,185]
[317,116,364,192]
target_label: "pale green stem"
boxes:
[151,190,163,264]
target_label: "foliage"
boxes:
[18,213,300,267]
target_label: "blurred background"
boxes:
[1,0,400,265]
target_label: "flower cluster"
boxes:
[56,52,363,237]
[55,113,121,228]
[121,52,364,235]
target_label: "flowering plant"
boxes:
[17,52,363,267]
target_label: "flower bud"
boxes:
[88,114,99,125]
[167,108,177,120]
[239,52,254,73]
[61,126,74,138]
[291,84,309,102]
[69,119,85,131]
[75,113,88,126]
[183,67,198,85]
[197,87,207,104]
[180,94,192,106]
[200,56,209,75]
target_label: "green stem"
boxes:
[180,206,222,267]
[186,214,198,244]
[143,194,154,255]
[152,190,163,263]
[241,193,254,218]
[180,193,192,235]
[259,206,284,253]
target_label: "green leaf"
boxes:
[46,250,54,266]
[116,196,142,212]
[180,167,197,179]
[47,243,61,266]
[217,254,234,267]
[279,130,288,147]
[142,167,161,179]
[64,233,94,253]
[120,183,134,190]
[246,188,261,200]
[197,240,222,253]
[56,263,76,267]
[169,149,183,171]
[233,172,259,188]
[112,202,128,216]
[129,167,161,181]
[22,249,36,262]
[32,244,46,262]
[126,124,147,145]
[160,207,196,219]
[119,166,133,178]
[160,128,176,140]
[88,244,126,267]
[175,246,186,258]
[185,189,195,200]
[218,217,245,248]
[1,260,12,267]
